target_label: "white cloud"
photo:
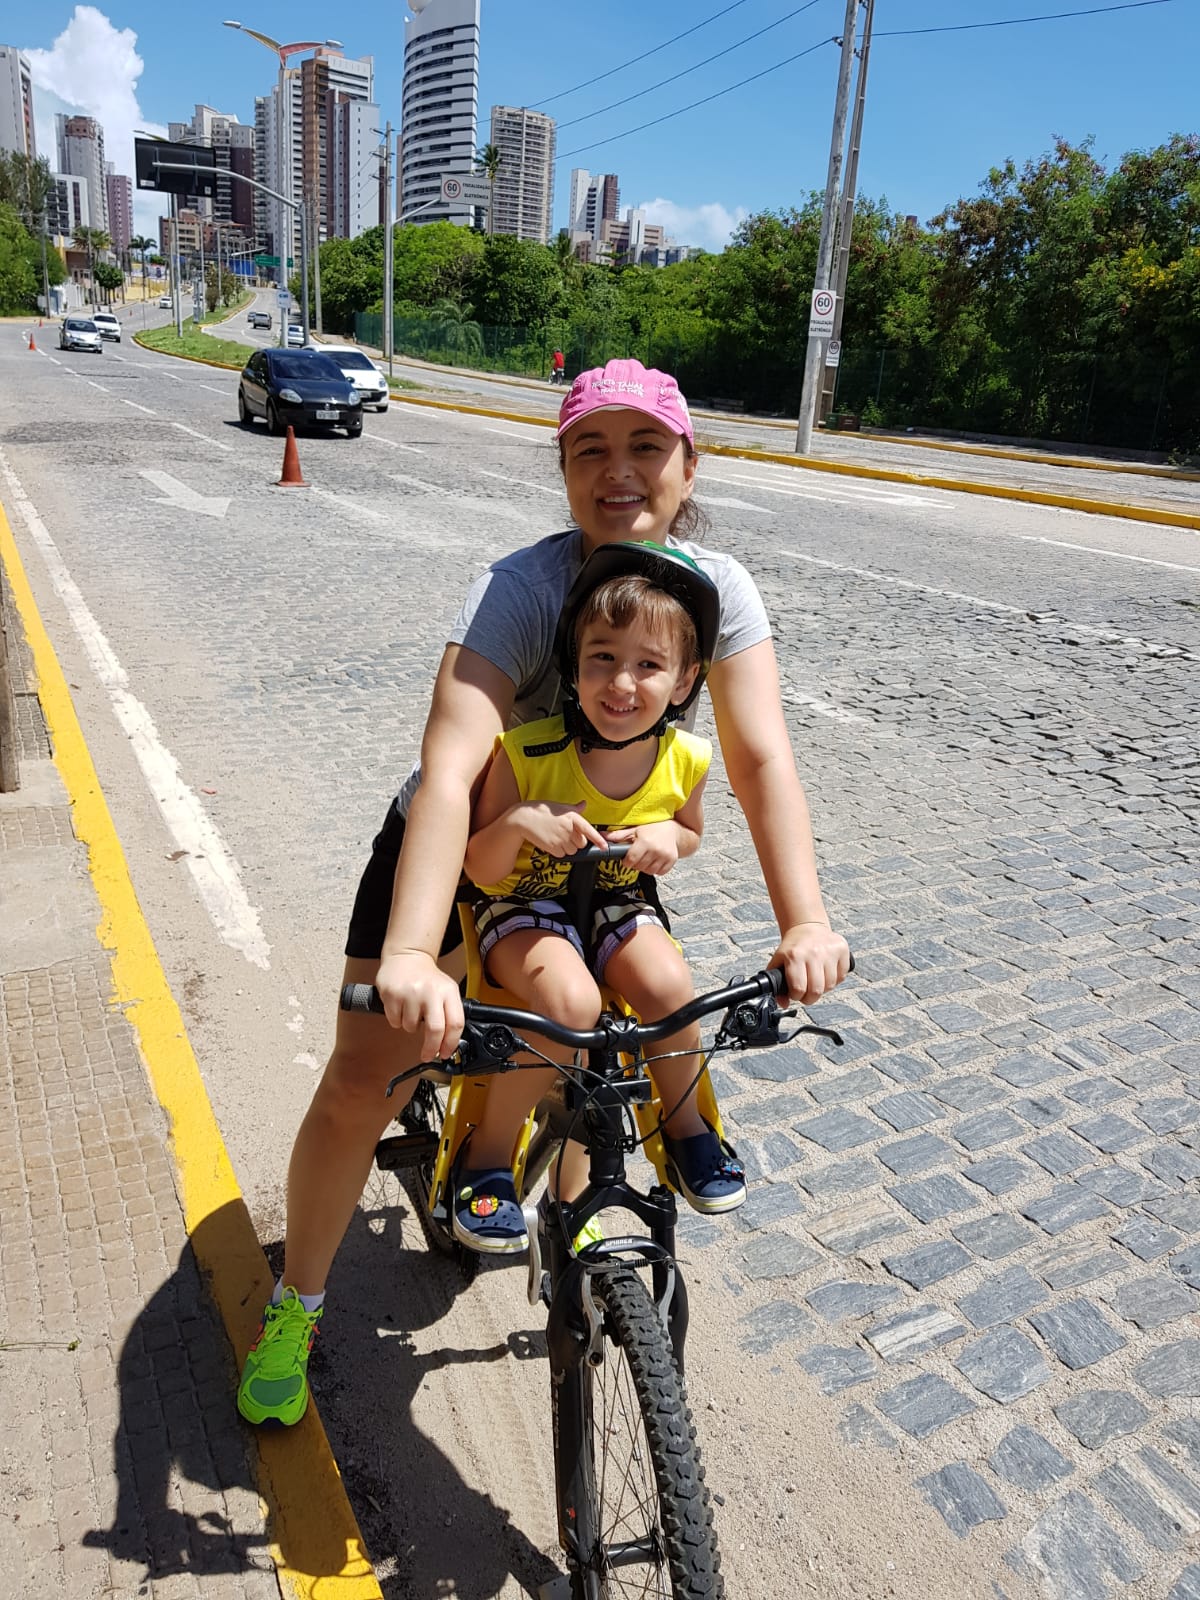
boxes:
[25,7,168,238]
[637,197,748,253]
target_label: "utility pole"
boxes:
[382,121,394,379]
[311,189,323,334]
[794,0,860,457]
[818,0,875,424]
[298,198,311,345]
[172,195,184,338]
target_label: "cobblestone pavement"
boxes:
[3,327,1199,1596]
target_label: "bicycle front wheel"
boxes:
[559,1268,724,1599]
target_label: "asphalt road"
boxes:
[3,322,1200,1599]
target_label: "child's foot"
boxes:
[661,1122,747,1215]
[452,1165,529,1254]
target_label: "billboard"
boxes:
[135,139,218,197]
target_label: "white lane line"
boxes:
[366,434,426,454]
[485,423,552,439]
[709,469,946,508]
[698,494,774,516]
[47,356,61,366]
[309,487,387,523]
[85,381,111,393]
[1015,534,1200,575]
[0,445,271,970]
[198,384,229,396]
[475,467,558,496]
[171,422,233,452]
[389,471,448,495]
[121,399,158,415]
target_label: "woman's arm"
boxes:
[708,639,850,1003]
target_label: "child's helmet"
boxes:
[524,541,721,757]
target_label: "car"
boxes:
[59,316,103,353]
[158,294,173,309]
[237,347,363,437]
[247,308,272,330]
[92,311,121,342]
[286,322,305,347]
[317,344,389,411]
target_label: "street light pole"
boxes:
[795,0,860,457]
[382,121,393,377]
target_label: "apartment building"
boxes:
[56,114,108,235]
[400,0,480,226]
[0,44,35,160]
[105,165,133,254]
[488,105,555,243]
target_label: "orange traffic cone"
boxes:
[28,331,36,351]
[274,425,307,487]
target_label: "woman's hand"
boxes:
[605,821,681,875]
[515,801,607,858]
[769,922,851,1006]
[375,948,465,1060]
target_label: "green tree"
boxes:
[129,232,156,301]
[73,225,112,308]
[0,201,39,312]
[475,142,502,235]
[94,261,124,302]
[470,234,563,327]
[392,220,483,310]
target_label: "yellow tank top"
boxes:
[473,715,712,900]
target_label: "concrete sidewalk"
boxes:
[1,524,378,1598]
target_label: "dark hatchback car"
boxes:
[237,348,363,437]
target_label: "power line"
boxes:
[557,0,825,133]
[529,0,753,109]
[875,0,1173,37]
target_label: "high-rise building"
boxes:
[47,172,89,238]
[105,165,133,255]
[301,51,374,241]
[400,0,480,227]
[330,99,383,241]
[568,168,619,241]
[168,105,257,237]
[488,106,555,243]
[57,114,108,235]
[0,44,35,160]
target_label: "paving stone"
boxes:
[1063,1077,1125,1109]
[1105,1020,1174,1055]
[1021,1184,1111,1236]
[796,1343,874,1396]
[882,1239,971,1288]
[1028,1298,1127,1370]
[925,1036,990,1069]
[990,1425,1074,1492]
[738,1130,806,1180]
[805,1279,901,1322]
[1094,1448,1200,1553]
[929,1074,1008,1113]
[994,1051,1064,1088]
[796,1158,878,1199]
[807,1067,884,1105]
[873,1052,932,1084]
[1144,1146,1200,1187]
[918,1462,1007,1538]
[872,1091,944,1132]
[864,1303,968,1362]
[876,1132,953,1176]
[1135,1339,1200,1399]
[1171,1246,1200,1289]
[1070,1114,1145,1155]
[952,1213,1033,1261]
[838,1402,898,1450]
[806,1197,908,1254]
[954,1325,1050,1403]
[1054,1389,1150,1449]
[739,1234,822,1281]
[927,1002,988,1034]
[886,1174,978,1224]
[1022,1131,1095,1177]
[737,1300,814,1353]
[1011,1093,1067,1128]
[1163,1419,1200,1472]
[957,1265,1048,1329]
[1136,1097,1200,1134]
[793,1108,880,1153]
[1168,1565,1200,1600]
[875,1372,975,1439]
[951,1109,1024,1151]
[1074,1165,1163,1207]
[1036,1241,1127,1290]
[737,1047,820,1083]
[1054,1038,1111,1072]
[1146,1194,1200,1233]
[963,1155,1034,1196]
[1108,1274,1200,1331]
[1113,1216,1184,1262]
[1014,1490,1145,1597]
[736,1183,806,1232]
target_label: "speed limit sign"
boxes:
[442,175,463,202]
[808,288,837,338]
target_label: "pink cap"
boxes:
[556,359,693,448]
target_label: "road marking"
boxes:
[783,688,868,724]
[199,383,229,396]
[485,423,550,439]
[309,487,387,523]
[389,471,448,495]
[47,355,61,366]
[475,467,558,495]
[139,469,230,519]
[1015,533,1200,575]
[710,469,947,508]
[171,422,233,452]
[365,434,426,454]
[0,445,270,969]
[121,399,157,415]
[698,494,775,515]
[85,380,111,393]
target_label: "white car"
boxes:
[286,323,305,347]
[92,311,121,342]
[59,316,103,353]
[318,344,389,410]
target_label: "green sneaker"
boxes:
[236,1288,322,1426]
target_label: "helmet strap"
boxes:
[522,692,678,758]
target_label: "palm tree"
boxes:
[129,233,156,303]
[475,143,502,236]
[73,226,111,307]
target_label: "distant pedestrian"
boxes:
[550,348,565,384]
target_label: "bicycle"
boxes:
[343,849,847,1598]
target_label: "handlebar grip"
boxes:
[340,983,385,1014]
[571,843,632,864]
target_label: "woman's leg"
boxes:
[602,925,705,1138]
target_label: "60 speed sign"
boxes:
[808,288,837,338]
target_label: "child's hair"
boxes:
[574,575,699,669]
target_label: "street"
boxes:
[3,319,1200,1599]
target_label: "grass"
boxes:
[135,324,254,368]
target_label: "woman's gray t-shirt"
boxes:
[396,529,771,816]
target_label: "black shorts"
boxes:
[344,798,464,962]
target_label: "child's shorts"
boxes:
[474,887,664,982]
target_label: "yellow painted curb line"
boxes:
[0,500,382,1600]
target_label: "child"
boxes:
[455,540,746,1253]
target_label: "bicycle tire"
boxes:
[400,1081,479,1281]
[558,1268,724,1599]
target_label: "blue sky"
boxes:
[21,0,1199,248]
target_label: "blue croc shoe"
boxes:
[661,1122,747,1215]
[451,1164,529,1254]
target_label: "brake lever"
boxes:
[385,1019,527,1097]
[718,995,844,1050]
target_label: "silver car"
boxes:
[59,317,103,353]
[318,344,390,411]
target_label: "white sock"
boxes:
[272,1278,326,1314]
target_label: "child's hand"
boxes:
[605,822,680,875]
[515,802,607,858]
[770,923,851,1006]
